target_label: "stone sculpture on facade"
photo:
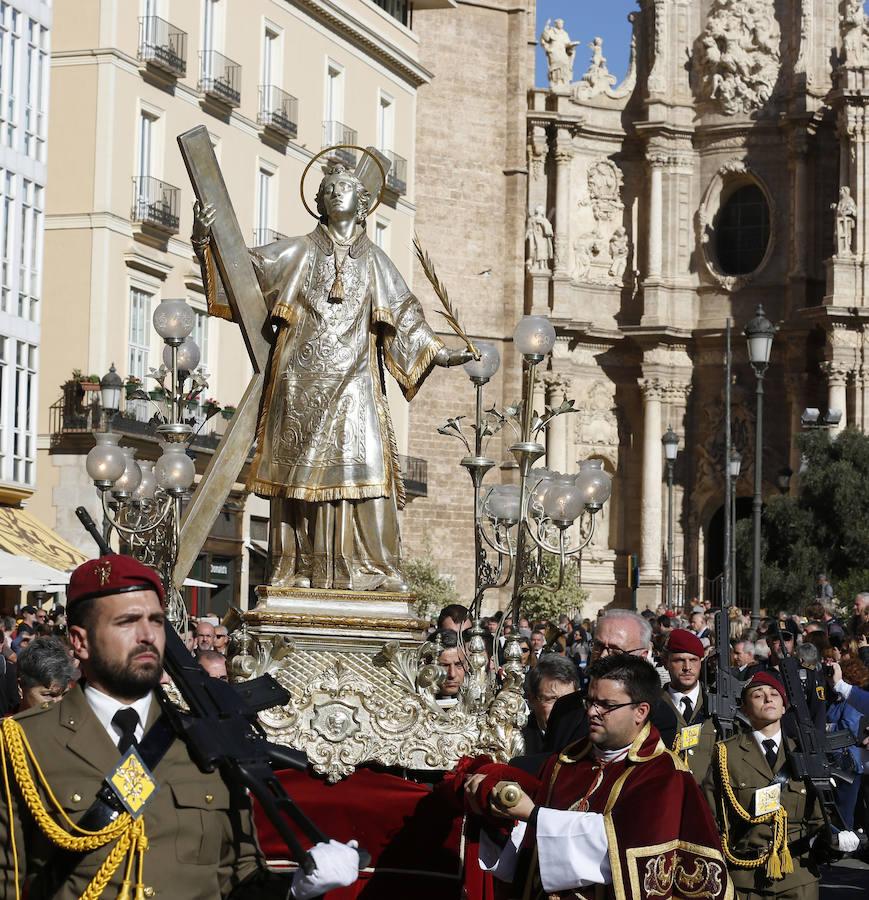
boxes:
[525,205,554,272]
[695,0,781,115]
[540,18,578,88]
[834,185,858,256]
[573,236,594,281]
[841,0,866,68]
[575,37,618,98]
[608,227,630,279]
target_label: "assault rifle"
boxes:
[703,602,745,740]
[772,626,864,850]
[74,507,350,874]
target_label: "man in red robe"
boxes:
[463,654,733,900]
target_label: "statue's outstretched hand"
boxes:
[436,347,475,368]
[192,200,216,250]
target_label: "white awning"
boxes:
[0,550,71,587]
[182,577,219,589]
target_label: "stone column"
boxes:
[553,129,573,276]
[822,361,850,433]
[544,374,570,474]
[639,378,664,585]
[647,151,668,279]
[789,129,808,278]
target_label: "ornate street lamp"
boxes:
[99,363,123,420]
[662,426,679,609]
[728,448,741,606]
[744,305,776,626]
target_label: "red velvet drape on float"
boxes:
[253,767,495,900]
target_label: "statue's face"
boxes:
[320,174,361,220]
[555,19,564,28]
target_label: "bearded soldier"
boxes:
[193,157,469,594]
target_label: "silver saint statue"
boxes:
[193,156,469,593]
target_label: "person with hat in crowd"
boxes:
[0,554,362,899]
[702,671,858,900]
[651,629,717,782]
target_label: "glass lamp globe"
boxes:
[111,447,142,498]
[155,443,196,495]
[163,337,201,373]
[513,316,556,358]
[484,485,521,524]
[463,341,501,382]
[542,480,584,526]
[527,468,556,517]
[153,299,195,343]
[575,459,612,511]
[86,433,126,489]
[132,461,157,503]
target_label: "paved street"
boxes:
[820,858,869,898]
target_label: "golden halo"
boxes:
[300,145,386,220]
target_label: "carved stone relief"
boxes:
[695,0,781,116]
[573,158,631,286]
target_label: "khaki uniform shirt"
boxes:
[702,731,823,897]
[0,686,288,900]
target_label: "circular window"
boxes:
[714,184,770,276]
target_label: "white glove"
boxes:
[835,830,860,853]
[290,839,361,899]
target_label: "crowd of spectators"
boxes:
[427,579,869,833]
[0,600,233,713]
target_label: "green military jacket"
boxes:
[702,731,823,897]
[655,688,717,784]
[0,685,289,900]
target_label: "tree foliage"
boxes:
[404,545,461,621]
[520,552,588,623]
[735,428,869,612]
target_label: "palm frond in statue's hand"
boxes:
[413,234,479,359]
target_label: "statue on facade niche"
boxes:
[574,237,592,281]
[608,227,629,279]
[540,18,579,88]
[192,153,471,593]
[834,185,858,256]
[525,205,553,272]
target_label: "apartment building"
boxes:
[33,0,451,612]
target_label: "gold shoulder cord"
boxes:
[715,742,793,880]
[0,718,149,900]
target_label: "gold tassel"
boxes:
[328,273,345,303]
[766,848,782,881]
[779,810,794,874]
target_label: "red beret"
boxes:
[67,555,165,606]
[742,671,789,707]
[666,629,704,658]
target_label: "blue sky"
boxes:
[536,0,637,88]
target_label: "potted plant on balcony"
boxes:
[220,404,236,421]
[124,375,143,399]
[80,373,102,392]
[148,385,167,402]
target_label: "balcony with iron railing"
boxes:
[138,16,187,78]
[131,176,180,234]
[252,228,288,246]
[322,121,358,166]
[380,149,408,196]
[258,85,298,140]
[399,454,427,498]
[199,51,241,107]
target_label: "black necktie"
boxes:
[112,708,140,754]
[762,738,778,771]
[680,696,693,720]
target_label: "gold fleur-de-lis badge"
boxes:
[94,561,111,586]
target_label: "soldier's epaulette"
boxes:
[12,701,58,722]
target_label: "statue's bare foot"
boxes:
[377,576,409,593]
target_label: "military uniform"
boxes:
[652,688,717,783]
[0,685,287,900]
[702,731,823,900]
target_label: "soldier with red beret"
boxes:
[651,628,718,782]
[703,671,858,900]
[0,555,360,900]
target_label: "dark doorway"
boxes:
[705,497,754,586]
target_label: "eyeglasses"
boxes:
[583,698,640,715]
[592,640,645,657]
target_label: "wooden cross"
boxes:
[172,125,271,587]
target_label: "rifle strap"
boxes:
[28,714,175,899]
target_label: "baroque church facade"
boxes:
[523,0,869,610]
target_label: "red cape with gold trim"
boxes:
[532,722,733,900]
